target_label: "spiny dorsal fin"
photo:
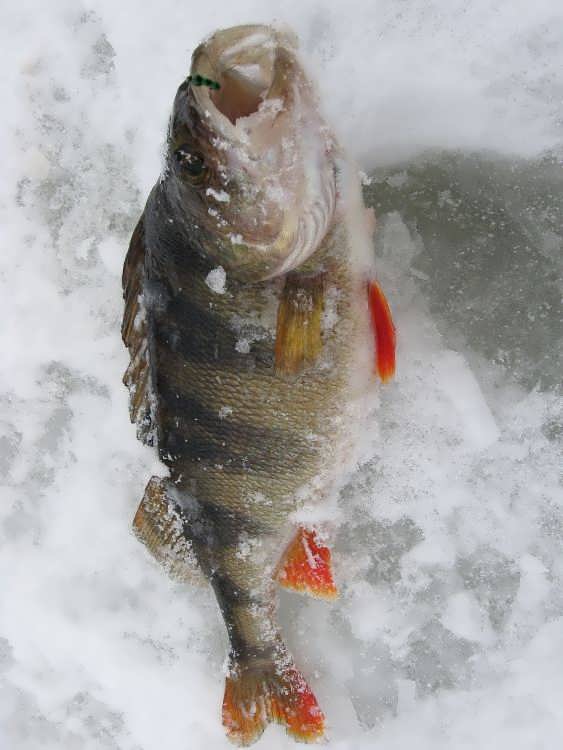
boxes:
[276,526,338,600]
[132,476,205,586]
[274,272,325,376]
[122,216,157,445]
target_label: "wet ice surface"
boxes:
[1,2,562,749]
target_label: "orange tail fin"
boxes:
[223,662,325,745]
[277,527,338,600]
[367,280,396,382]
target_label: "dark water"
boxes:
[365,150,562,392]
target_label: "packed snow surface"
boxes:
[1,2,562,749]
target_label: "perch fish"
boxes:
[122,24,395,745]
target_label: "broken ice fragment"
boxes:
[205,266,227,295]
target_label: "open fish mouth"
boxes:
[192,26,286,128]
[209,42,278,124]
[212,62,274,123]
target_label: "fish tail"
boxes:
[222,656,325,746]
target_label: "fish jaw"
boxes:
[166,24,337,282]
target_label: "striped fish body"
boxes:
[123,23,395,746]
[139,181,366,662]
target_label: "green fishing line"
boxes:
[188,74,221,90]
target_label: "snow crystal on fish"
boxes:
[205,187,230,203]
[205,266,227,294]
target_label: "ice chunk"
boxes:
[434,350,500,450]
[204,266,227,294]
[441,591,495,646]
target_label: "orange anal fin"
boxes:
[223,663,325,745]
[277,527,338,600]
[132,476,205,586]
[367,280,396,382]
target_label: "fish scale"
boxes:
[147,192,359,524]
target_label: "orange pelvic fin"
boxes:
[277,527,338,600]
[367,280,396,382]
[223,662,325,745]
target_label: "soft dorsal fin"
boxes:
[274,272,325,376]
[367,279,396,382]
[122,216,157,445]
[277,527,338,600]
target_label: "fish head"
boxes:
[167,24,337,282]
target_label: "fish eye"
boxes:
[174,146,206,180]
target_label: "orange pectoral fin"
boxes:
[277,527,338,600]
[367,280,396,382]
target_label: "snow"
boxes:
[205,266,227,294]
[1,2,562,749]
[206,188,231,203]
